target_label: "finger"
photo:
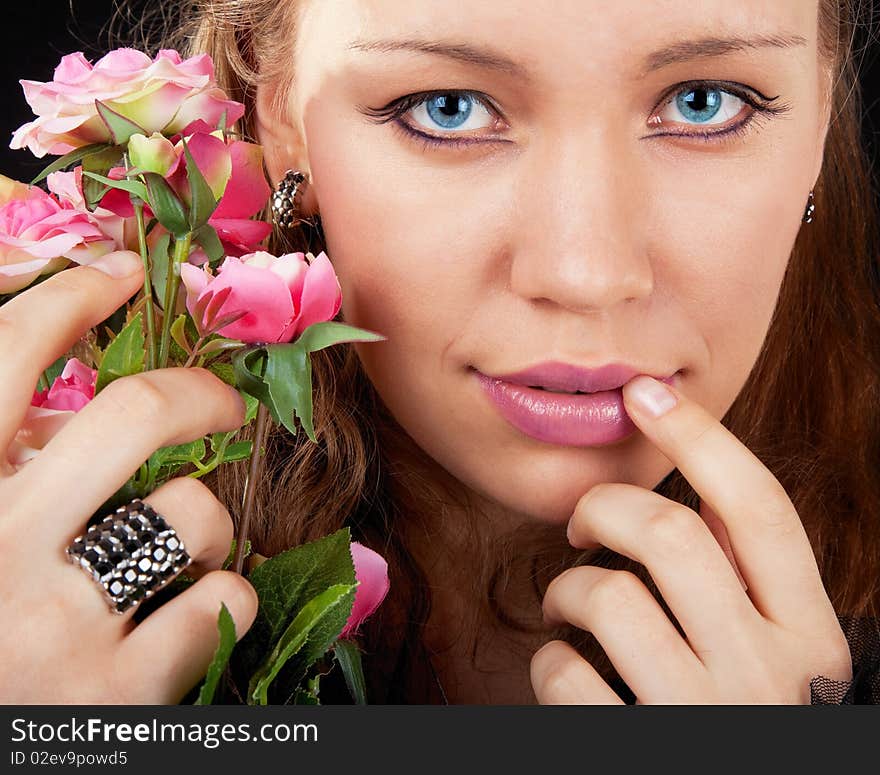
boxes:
[699,499,747,591]
[141,477,233,580]
[0,252,144,459]
[117,569,258,703]
[621,374,831,629]
[11,367,246,542]
[566,483,758,663]
[542,565,706,701]
[56,477,236,628]
[531,640,625,705]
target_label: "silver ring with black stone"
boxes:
[65,498,192,615]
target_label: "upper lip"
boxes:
[482,360,676,393]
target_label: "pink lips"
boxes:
[475,361,679,447]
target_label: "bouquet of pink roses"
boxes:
[2,48,389,705]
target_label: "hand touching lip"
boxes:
[475,368,682,447]
[530,374,853,704]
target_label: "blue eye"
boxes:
[359,81,790,151]
[651,84,746,130]
[413,92,495,133]
[676,87,725,123]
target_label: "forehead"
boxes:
[298,0,817,79]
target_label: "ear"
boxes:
[255,81,319,215]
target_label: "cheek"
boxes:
[652,146,806,418]
[303,109,493,419]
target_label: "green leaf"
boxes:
[44,355,67,385]
[334,639,367,704]
[295,321,388,353]
[231,341,325,441]
[194,602,237,705]
[143,173,190,237]
[291,689,320,705]
[149,231,171,310]
[193,224,225,264]
[232,347,273,410]
[154,438,206,467]
[82,145,127,209]
[222,538,251,570]
[95,312,145,393]
[95,99,147,145]
[196,337,245,358]
[30,142,115,185]
[82,171,148,206]
[234,528,357,698]
[184,312,201,344]
[265,342,315,441]
[242,391,260,423]
[248,583,356,705]
[182,138,219,231]
[170,314,192,355]
[219,440,253,462]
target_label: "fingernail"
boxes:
[89,251,142,278]
[627,375,677,419]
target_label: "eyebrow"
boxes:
[639,32,808,76]
[347,32,808,81]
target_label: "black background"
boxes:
[1,1,879,204]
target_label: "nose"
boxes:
[508,128,654,314]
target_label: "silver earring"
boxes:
[271,170,309,229]
[803,190,815,224]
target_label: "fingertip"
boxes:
[216,571,259,641]
[624,375,679,419]
[227,386,248,427]
[86,250,144,280]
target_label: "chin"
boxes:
[454,433,680,531]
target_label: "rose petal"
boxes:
[291,251,343,338]
[340,542,390,638]
[8,406,76,468]
[212,141,271,220]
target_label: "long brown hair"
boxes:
[118,0,880,702]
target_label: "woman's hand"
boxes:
[530,375,853,704]
[0,251,258,703]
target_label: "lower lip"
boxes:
[475,370,679,447]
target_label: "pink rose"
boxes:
[167,128,271,257]
[9,358,97,469]
[46,168,132,250]
[0,174,31,206]
[340,542,390,639]
[204,139,272,256]
[32,356,97,411]
[0,179,124,294]
[180,250,343,344]
[10,48,245,157]
[120,126,271,259]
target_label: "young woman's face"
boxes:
[263,0,830,524]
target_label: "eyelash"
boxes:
[359,80,793,150]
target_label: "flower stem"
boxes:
[38,372,50,392]
[134,203,158,371]
[158,232,192,369]
[182,336,206,369]
[231,401,269,577]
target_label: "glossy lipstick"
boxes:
[475,362,679,447]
